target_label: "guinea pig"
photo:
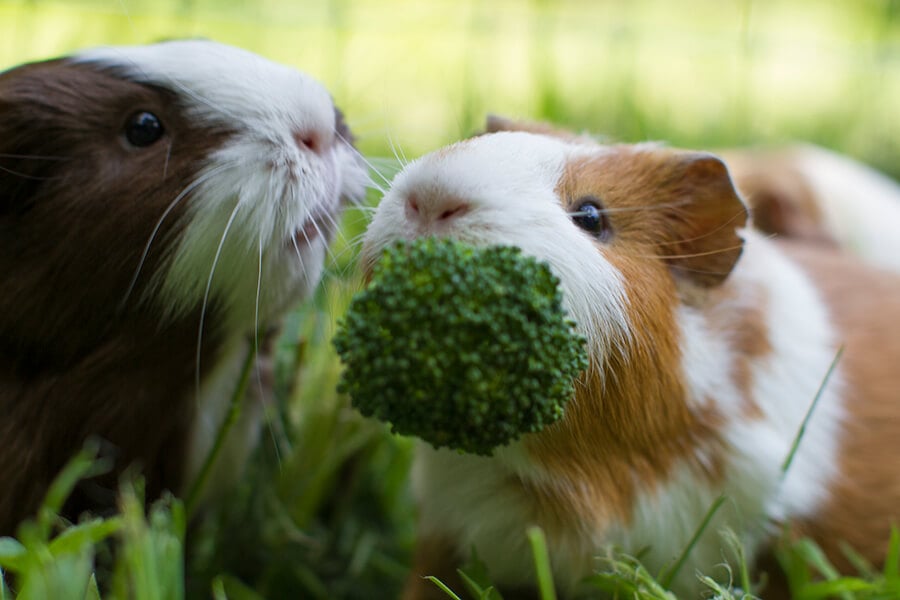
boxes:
[720,144,900,273]
[0,40,368,535]
[361,118,900,599]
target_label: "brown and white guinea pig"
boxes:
[361,118,900,599]
[0,40,368,535]
[722,144,900,273]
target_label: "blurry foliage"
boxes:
[1,0,899,176]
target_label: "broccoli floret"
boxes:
[332,238,588,456]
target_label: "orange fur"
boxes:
[779,242,900,571]
[398,121,900,598]
[520,149,747,530]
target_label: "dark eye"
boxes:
[124,111,164,147]
[571,196,611,240]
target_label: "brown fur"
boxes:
[780,242,900,572]
[404,141,751,599]
[0,58,233,533]
[405,118,900,598]
[524,149,746,525]
[723,148,836,246]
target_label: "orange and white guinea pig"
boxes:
[361,118,900,599]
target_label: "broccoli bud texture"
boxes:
[332,238,588,456]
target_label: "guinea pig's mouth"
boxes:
[289,207,337,249]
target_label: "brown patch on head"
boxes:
[520,145,747,527]
[0,57,231,370]
[777,242,900,574]
[559,146,748,290]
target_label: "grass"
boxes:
[1,0,899,598]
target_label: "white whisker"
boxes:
[195,201,242,395]
[121,161,237,310]
[387,132,408,167]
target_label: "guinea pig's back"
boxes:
[777,240,900,572]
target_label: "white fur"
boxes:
[788,144,900,274]
[367,132,847,596]
[363,132,632,373]
[613,230,845,593]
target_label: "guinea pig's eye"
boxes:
[124,111,164,148]
[571,196,612,240]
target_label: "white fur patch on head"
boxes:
[363,131,631,368]
[75,40,369,328]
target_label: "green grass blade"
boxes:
[660,494,727,588]
[719,528,752,595]
[458,545,503,600]
[884,525,900,582]
[29,442,110,542]
[47,517,122,557]
[0,567,9,600]
[211,574,268,600]
[425,576,464,599]
[840,542,877,579]
[85,574,101,600]
[799,577,873,598]
[457,568,502,600]
[186,343,257,514]
[781,346,844,475]
[527,526,557,600]
[0,538,26,572]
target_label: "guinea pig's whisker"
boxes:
[603,201,692,214]
[162,140,172,180]
[624,241,748,262]
[0,165,60,180]
[0,152,68,161]
[254,234,263,354]
[290,234,314,291]
[335,132,391,194]
[121,161,238,310]
[195,200,242,395]
[650,210,749,249]
[387,133,409,168]
[659,242,747,260]
[346,205,379,215]
[565,201,693,219]
[253,234,283,469]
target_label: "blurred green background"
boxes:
[2,0,899,176]
[1,1,898,598]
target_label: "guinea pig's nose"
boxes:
[292,128,333,155]
[405,191,470,229]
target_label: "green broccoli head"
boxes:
[332,237,588,456]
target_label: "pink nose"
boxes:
[405,191,470,229]
[293,129,331,155]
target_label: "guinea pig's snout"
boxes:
[404,190,471,235]
[292,127,333,156]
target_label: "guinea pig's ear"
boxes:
[663,152,749,288]
[0,63,60,215]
